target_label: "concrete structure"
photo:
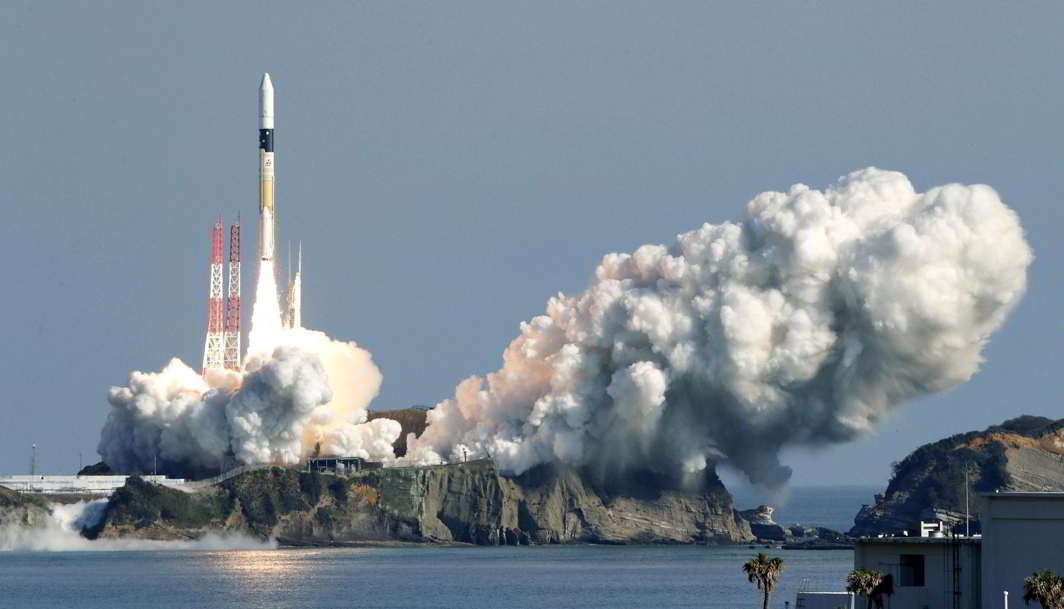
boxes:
[307,457,382,474]
[0,475,187,496]
[844,493,1064,609]
[854,534,982,609]
[981,492,1064,608]
[796,591,855,609]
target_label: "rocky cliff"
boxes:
[87,460,753,545]
[0,486,50,532]
[850,416,1064,536]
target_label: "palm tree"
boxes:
[1024,571,1064,609]
[742,553,784,609]
[846,569,894,609]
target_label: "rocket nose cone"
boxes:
[259,73,275,128]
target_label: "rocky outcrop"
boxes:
[734,503,851,546]
[850,416,1064,537]
[0,486,51,533]
[737,505,786,541]
[88,461,754,545]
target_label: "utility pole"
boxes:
[30,444,37,476]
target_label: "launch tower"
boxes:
[202,219,225,371]
[223,218,242,369]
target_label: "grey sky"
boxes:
[2,1,1060,487]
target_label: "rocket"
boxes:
[258,73,276,262]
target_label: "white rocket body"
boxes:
[259,74,276,262]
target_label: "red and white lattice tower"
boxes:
[202,219,225,372]
[223,218,242,370]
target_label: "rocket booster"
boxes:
[259,73,276,262]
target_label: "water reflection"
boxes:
[203,549,306,593]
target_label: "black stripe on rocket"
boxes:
[259,129,274,152]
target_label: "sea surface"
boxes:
[0,486,874,609]
[728,484,880,532]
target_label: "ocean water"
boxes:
[0,486,872,608]
[729,484,880,532]
[0,545,852,609]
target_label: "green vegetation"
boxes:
[86,459,751,545]
[845,569,893,609]
[1023,570,1064,609]
[88,476,228,536]
[741,553,783,609]
[221,468,340,536]
[88,469,351,539]
[885,430,1006,511]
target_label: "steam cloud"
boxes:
[98,261,400,476]
[0,500,274,552]
[404,169,1032,486]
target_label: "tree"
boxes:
[846,569,894,609]
[1024,571,1064,609]
[742,553,784,609]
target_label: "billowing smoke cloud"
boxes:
[98,261,399,476]
[404,169,1032,487]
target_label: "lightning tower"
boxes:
[202,219,225,371]
[223,217,242,369]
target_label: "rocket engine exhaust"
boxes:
[403,169,1033,488]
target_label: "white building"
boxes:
[0,475,187,496]
[843,492,1064,609]
[853,534,981,609]
[981,492,1064,608]
[796,591,855,609]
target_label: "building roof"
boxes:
[981,491,1064,499]
[856,536,981,545]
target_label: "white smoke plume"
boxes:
[0,500,274,552]
[404,169,1032,487]
[248,261,285,357]
[98,262,399,476]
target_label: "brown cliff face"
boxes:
[849,416,1064,537]
[88,461,753,545]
